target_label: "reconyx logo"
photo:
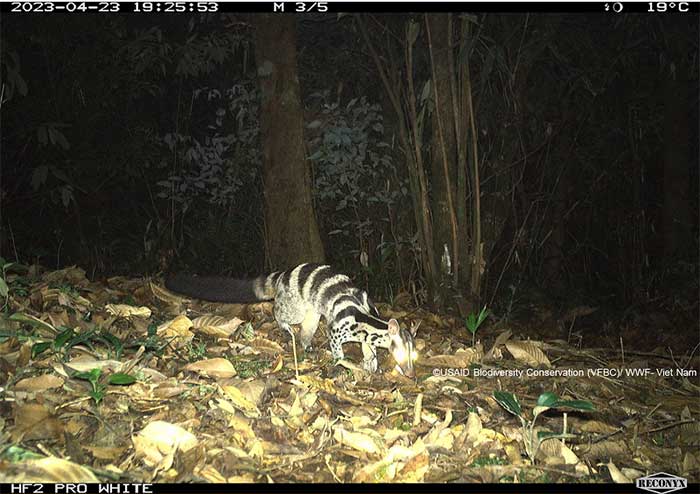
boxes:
[636,472,688,493]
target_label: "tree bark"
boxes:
[254,14,325,269]
[427,14,458,287]
[662,55,691,261]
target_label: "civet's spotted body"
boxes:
[166,263,418,376]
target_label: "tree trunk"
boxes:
[662,57,691,261]
[254,14,325,269]
[427,14,458,289]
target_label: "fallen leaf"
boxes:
[151,280,186,304]
[580,420,620,434]
[153,381,189,399]
[133,421,198,469]
[352,440,429,482]
[423,410,454,450]
[268,354,284,374]
[61,357,122,375]
[298,374,364,406]
[0,457,98,482]
[43,266,87,285]
[460,412,483,447]
[413,393,423,426]
[420,348,480,367]
[105,304,152,319]
[505,340,551,367]
[196,465,227,483]
[606,461,632,483]
[8,313,56,335]
[221,383,261,418]
[192,315,243,338]
[157,315,194,347]
[580,439,628,461]
[333,426,383,455]
[12,402,64,442]
[14,374,64,392]
[248,336,284,355]
[485,329,512,359]
[184,358,236,379]
[539,437,580,465]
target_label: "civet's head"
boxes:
[387,319,420,378]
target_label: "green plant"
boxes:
[1,445,43,462]
[0,258,30,307]
[96,331,124,360]
[308,92,411,294]
[188,341,208,361]
[229,356,270,378]
[5,313,126,362]
[156,81,261,211]
[73,368,136,405]
[469,456,508,467]
[239,322,255,340]
[466,306,489,348]
[47,282,80,298]
[493,390,594,463]
[30,327,122,361]
[130,323,169,355]
[0,259,10,301]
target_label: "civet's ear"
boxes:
[388,319,400,335]
[409,320,421,337]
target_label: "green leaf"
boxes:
[536,392,559,407]
[147,323,157,337]
[3,445,44,462]
[493,391,522,417]
[31,165,49,190]
[466,314,476,333]
[61,186,73,208]
[108,373,136,385]
[1,264,11,274]
[74,368,102,383]
[65,330,96,351]
[420,80,431,103]
[476,306,489,325]
[552,399,595,411]
[88,390,104,404]
[407,20,420,46]
[48,127,70,150]
[73,371,92,381]
[0,278,8,298]
[31,341,52,358]
[4,262,29,275]
[466,306,489,334]
[54,328,75,349]
[100,332,123,358]
[9,312,56,333]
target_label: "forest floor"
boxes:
[0,265,698,484]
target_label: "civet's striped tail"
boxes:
[165,271,282,303]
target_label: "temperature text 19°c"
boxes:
[648,2,690,12]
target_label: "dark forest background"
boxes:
[1,11,698,347]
